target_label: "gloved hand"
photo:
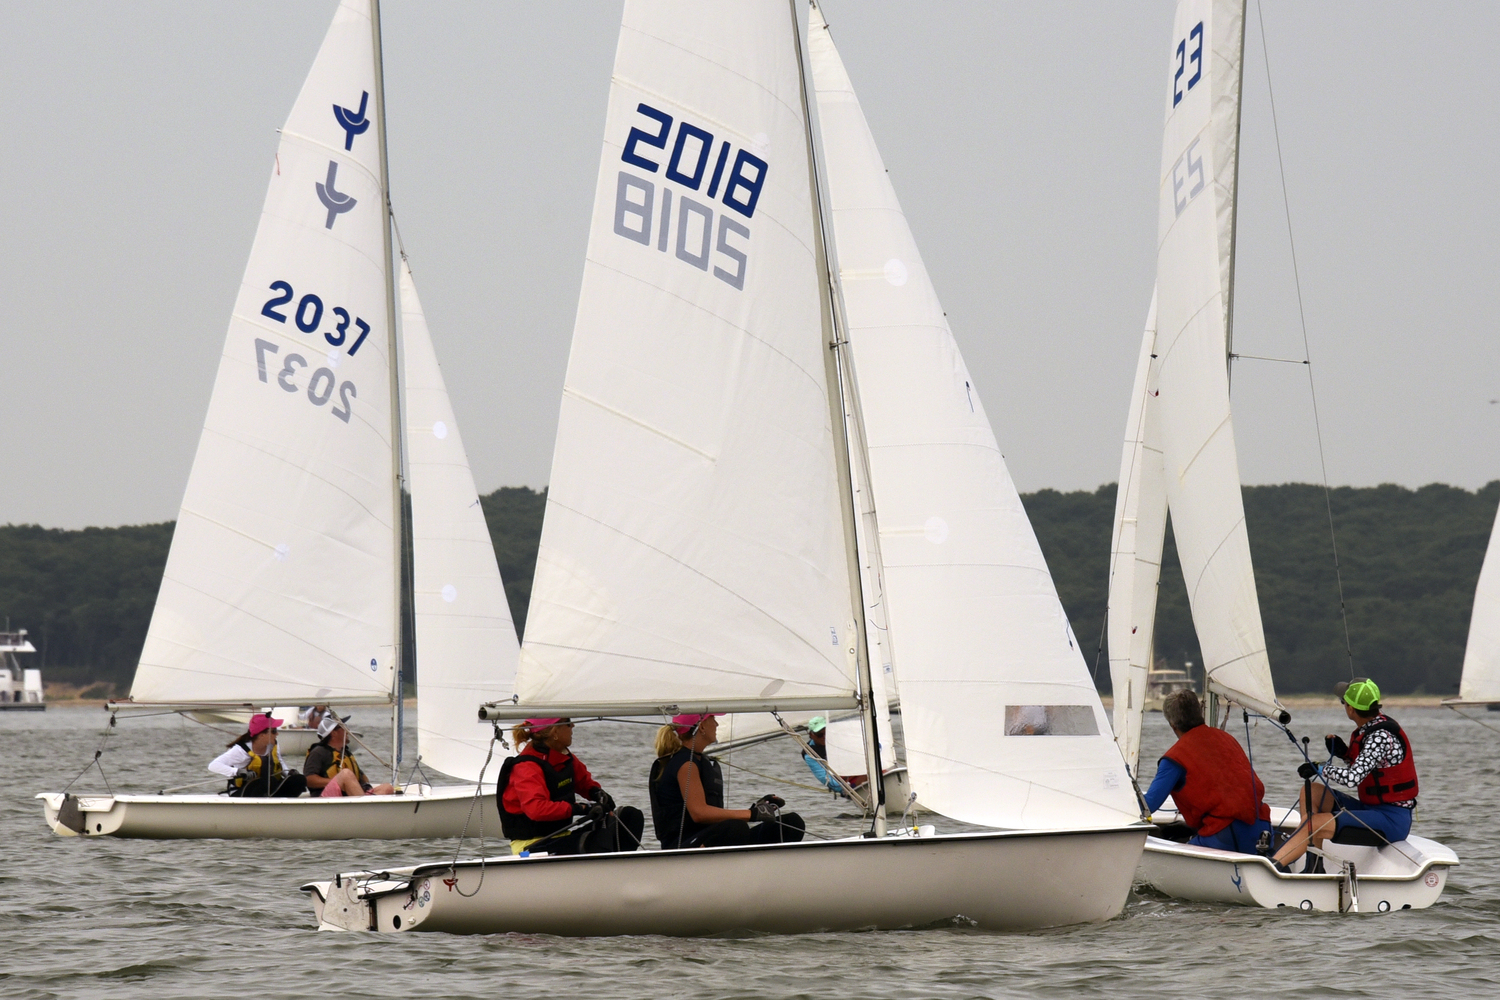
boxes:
[748,794,784,823]
[1324,734,1349,759]
[572,801,591,816]
[1297,761,1321,780]
[590,787,616,813]
[586,802,606,824]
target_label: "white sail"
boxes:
[132,0,398,706]
[400,262,519,781]
[1107,291,1168,774]
[1460,503,1500,703]
[514,1,858,708]
[1151,0,1281,717]
[809,6,1138,829]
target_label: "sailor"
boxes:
[1143,690,1273,853]
[801,716,846,796]
[208,712,308,798]
[303,714,397,797]
[1271,677,1419,871]
[650,713,806,849]
[496,718,644,855]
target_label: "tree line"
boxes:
[3,482,1494,695]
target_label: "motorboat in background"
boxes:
[0,629,44,711]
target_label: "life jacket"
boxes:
[229,746,284,792]
[496,750,578,840]
[1161,724,1270,837]
[649,748,724,849]
[319,745,367,786]
[1347,715,1419,805]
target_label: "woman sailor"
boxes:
[303,714,397,797]
[1271,677,1419,871]
[649,713,805,849]
[208,712,308,798]
[496,718,644,855]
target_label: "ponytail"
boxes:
[228,731,253,749]
[655,724,683,759]
[513,723,551,752]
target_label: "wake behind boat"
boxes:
[37,0,519,840]
[306,0,1146,936]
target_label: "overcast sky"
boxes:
[3,2,1497,529]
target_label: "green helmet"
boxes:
[1336,677,1381,712]
[807,716,828,734]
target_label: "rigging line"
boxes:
[1256,0,1355,679]
[1443,702,1500,736]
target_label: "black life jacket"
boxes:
[1348,715,1419,805]
[496,750,578,840]
[229,746,285,793]
[649,748,723,849]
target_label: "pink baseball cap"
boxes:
[248,713,283,736]
[672,713,724,734]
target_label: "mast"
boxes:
[370,0,404,783]
[790,0,885,835]
[1224,0,1247,387]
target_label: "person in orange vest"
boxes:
[1143,690,1273,853]
[1269,677,1419,872]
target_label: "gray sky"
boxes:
[3,2,1497,530]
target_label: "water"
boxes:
[3,704,1497,999]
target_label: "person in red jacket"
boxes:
[496,718,644,856]
[1143,690,1273,853]
[1270,677,1418,871]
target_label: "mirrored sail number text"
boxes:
[254,338,357,423]
[1171,137,1205,217]
[1172,21,1203,107]
[613,103,767,291]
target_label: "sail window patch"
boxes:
[1005,705,1099,736]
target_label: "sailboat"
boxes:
[304,0,1145,937]
[37,0,518,841]
[1446,503,1500,709]
[1110,0,1456,910]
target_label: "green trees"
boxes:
[1023,481,1500,696]
[3,481,1494,695]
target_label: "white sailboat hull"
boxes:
[1138,835,1458,912]
[304,825,1147,936]
[37,784,492,841]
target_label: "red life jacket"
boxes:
[1347,715,1419,805]
[1162,724,1271,836]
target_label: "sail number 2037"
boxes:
[254,338,356,423]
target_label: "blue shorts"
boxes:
[1331,790,1412,843]
[1190,818,1273,853]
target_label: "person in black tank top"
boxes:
[648,713,805,849]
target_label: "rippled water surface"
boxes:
[3,704,1497,999]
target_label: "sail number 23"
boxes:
[1173,21,1203,107]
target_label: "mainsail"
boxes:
[809,5,1139,828]
[1150,0,1282,717]
[132,0,399,707]
[514,0,859,709]
[1458,505,1500,703]
[400,261,520,781]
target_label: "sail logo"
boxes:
[316,161,358,229]
[333,91,371,151]
[612,103,766,291]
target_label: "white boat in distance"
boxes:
[0,630,44,711]
[38,0,518,841]
[1447,498,1500,708]
[306,0,1145,936]
[1107,0,1456,909]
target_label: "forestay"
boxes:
[515,0,859,708]
[1107,291,1168,774]
[1151,0,1281,717]
[401,262,519,781]
[810,6,1138,829]
[132,0,398,706]
[1459,506,1500,703]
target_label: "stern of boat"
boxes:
[37,792,127,837]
